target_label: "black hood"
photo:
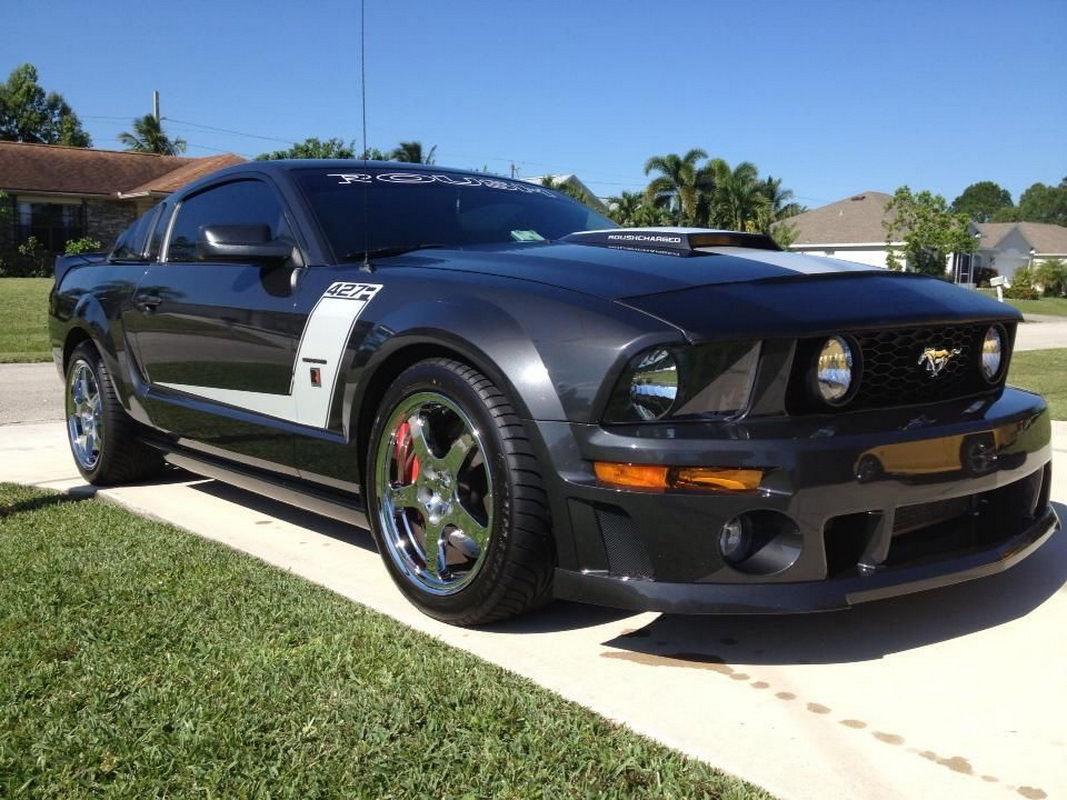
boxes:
[393,241,879,300]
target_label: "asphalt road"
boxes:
[3,319,1067,800]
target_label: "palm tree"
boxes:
[390,141,436,164]
[759,177,803,225]
[606,191,645,226]
[118,114,186,155]
[539,175,597,208]
[706,160,765,232]
[643,148,708,225]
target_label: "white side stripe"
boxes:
[159,282,383,429]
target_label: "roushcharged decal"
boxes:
[158,282,383,428]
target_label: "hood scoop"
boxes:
[562,227,780,257]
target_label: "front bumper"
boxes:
[537,387,1059,613]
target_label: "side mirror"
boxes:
[196,224,293,265]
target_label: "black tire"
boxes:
[366,358,554,625]
[64,342,164,486]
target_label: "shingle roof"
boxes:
[779,191,899,244]
[0,141,244,198]
[976,221,1067,255]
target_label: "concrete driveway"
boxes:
[2,363,1065,800]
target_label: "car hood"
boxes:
[395,243,1019,339]
[395,242,878,298]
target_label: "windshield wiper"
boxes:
[341,243,447,263]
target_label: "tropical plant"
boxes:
[705,159,765,232]
[257,137,356,160]
[605,191,645,226]
[538,175,597,208]
[118,114,186,155]
[1034,258,1067,297]
[390,141,436,164]
[0,63,91,146]
[643,149,709,225]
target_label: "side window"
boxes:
[166,179,288,263]
[110,204,162,261]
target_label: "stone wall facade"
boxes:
[85,198,138,250]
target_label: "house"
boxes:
[779,191,900,268]
[0,141,243,265]
[524,174,608,212]
[972,221,1067,282]
[780,191,1067,284]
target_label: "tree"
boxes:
[389,141,436,164]
[0,63,91,147]
[539,175,598,208]
[643,149,709,225]
[1014,178,1067,227]
[257,137,357,160]
[704,159,767,231]
[118,114,186,155]
[950,181,1013,222]
[606,191,645,226]
[883,186,975,276]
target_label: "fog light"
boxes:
[719,516,754,565]
[980,324,1005,382]
[815,335,856,405]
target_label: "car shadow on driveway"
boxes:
[186,478,378,554]
[597,502,1066,665]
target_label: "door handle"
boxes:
[135,292,162,312]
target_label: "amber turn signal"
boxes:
[594,462,763,492]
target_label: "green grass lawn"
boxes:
[0,277,52,363]
[0,483,770,800]
[975,289,1067,318]
[1008,348,1067,420]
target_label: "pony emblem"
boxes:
[917,346,961,377]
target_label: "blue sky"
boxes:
[2,0,1064,209]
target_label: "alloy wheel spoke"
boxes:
[405,413,434,463]
[388,481,419,511]
[420,518,447,577]
[442,431,476,475]
[447,503,491,551]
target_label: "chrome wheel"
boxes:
[374,391,494,596]
[67,358,104,471]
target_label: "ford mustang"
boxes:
[49,161,1059,625]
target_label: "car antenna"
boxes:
[359,0,374,274]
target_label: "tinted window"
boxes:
[110,204,162,261]
[166,179,288,263]
[295,169,615,260]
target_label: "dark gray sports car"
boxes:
[49,161,1058,625]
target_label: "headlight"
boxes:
[629,349,678,420]
[815,336,856,406]
[980,325,1006,382]
[604,341,760,422]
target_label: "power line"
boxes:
[163,117,298,145]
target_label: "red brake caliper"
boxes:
[395,421,420,483]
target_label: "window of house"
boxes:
[16,199,87,252]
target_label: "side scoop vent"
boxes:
[562,228,780,257]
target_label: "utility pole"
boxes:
[153,91,160,122]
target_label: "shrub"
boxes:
[63,236,103,255]
[1035,258,1066,297]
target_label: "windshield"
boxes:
[295,168,616,259]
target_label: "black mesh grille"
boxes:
[595,507,654,580]
[789,323,1009,413]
